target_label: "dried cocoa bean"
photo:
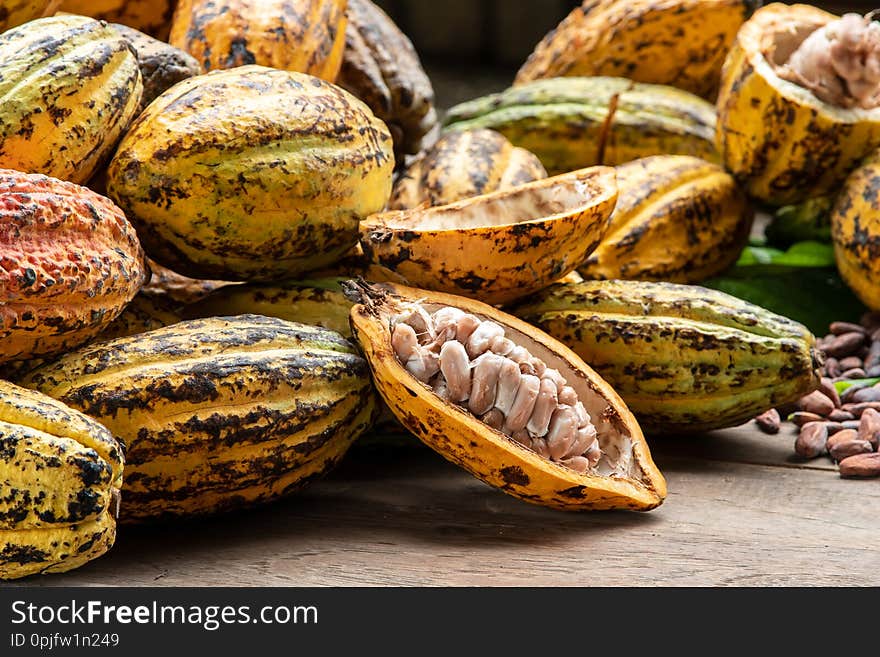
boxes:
[819,377,842,408]
[829,438,874,462]
[839,356,864,371]
[824,421,845,435]
[841,401,880,416]
[827,408,856,422]
[865,341,880,369]
[859,310,880,329]
[789,411,824,427]
[867,365,880,377]
[754,408,781,434]
[831,322,866,335]
[850,386,880,404]
[841,368,867,379]
[857,407,880,449]
[795,422,829,458]
[823,356,841,378]
[823,332,867,358]
[839,452,880,478]
[797,390,836,416]
[841,382,872,403]
[826,428,859,451]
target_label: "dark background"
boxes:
[373,1,877,69]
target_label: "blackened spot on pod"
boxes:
[499,466,530,487]
[558,485,587,499]
[18,268,36,287]
[451,272,488,292]
[1,543,50,565]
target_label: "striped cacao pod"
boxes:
[0,15,143,184]
[107,65,394,282]
[579,156,754,283]
[57,0,175,39]
[0,169,147,365]
[0,380,123,580]
[443,77,718,175]
[512,280,822,434]
[22,315,379,522]
[169,0,348,81]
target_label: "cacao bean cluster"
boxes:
[755,314,880,478]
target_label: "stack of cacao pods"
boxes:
[2,0,878,582]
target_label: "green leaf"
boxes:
[834,378,880,394]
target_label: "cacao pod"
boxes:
[107,65,394,282]
[98,293,185,341]
[359,166,618,306]
[511,280,822,434]
[345,280,667,511]
[23,315,379,522]
[388,129,547,211]
[0,380,123,579]
[0,0,60,32]
[443,77,718,175]
[0,15,143,184]
[337,0,437,159]
[716,3,880,206]
[169,0,347,81]
[57,0,175,40]
[515,0,758,100]
[142,259,233,306]
[579,155,754,283]
[0,169,147,365]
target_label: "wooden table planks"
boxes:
[22,422,880,588]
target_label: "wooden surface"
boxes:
[19,422,880,588]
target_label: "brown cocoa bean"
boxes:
[841,382,872,403]
[865,341,880,368]
[860,310,880,329]
[824,332,867,358]
[754,408,781,434]
[867,365,880,378]
[842,401,880,416]
[857,407,880,449]
[797,390,836,416]
[819,378,841,408]
[823,356,841,378]
[850,386,880,404]
[872,326,880,342]
[795,422,828,458]
[825,422,845,435]
[826,428,859,451]
[827,408,856,422]
[839,452,880,478]
[831,322,866,335]
[841,368,867,379]
[789,411,824,427]
[839,356,864,371]
[829,439,874,462]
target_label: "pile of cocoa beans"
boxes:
[754,315,880,478]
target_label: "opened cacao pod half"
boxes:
[516,0,757,100]
[360,166,618,306]
[170,0,347,81]
[107,65,394,282]
[444,77,718,175]
[0,169,147,365]
[512,280,822,434]
[58,0,176,39]
[0,1,60,32]
[346,281,666,511]
[0,15,143,184]
[337,0,437,160]
[579,155,754,283]
[0,380,123,580]
[389,129,547,211]
[832,151,880,310]
[23,315,378,522]
[716,3,880,206]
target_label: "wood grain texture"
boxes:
[15,422,879,588]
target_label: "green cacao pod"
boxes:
[0,380,123,580]
[107,65,394,282]
[511,280,821,434]
[0,169,147,365]
[0,15,143,184]
[443,77,718,175]
[22,315,378,522]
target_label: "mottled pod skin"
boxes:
[832,152,880,310]
[58,0,175,40]
[170,0,348,82]
[579,155,754,283]
[23,315,378,522]
[0,170,147,364]
[141,258,231,306]
[515,0,758,100]
[444,77,718,176]
[107,65,395,282]
[360,166,618,306]
[0,380,123,580]
[512,280,821,434]
[716,3,880,206]
[337,0,437,159]
[389,129,547,211]
[111,24,203,113]
[347,281,666,511]
[0,15,143,185]
[185,278,354,338]
[0,0,61,32]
